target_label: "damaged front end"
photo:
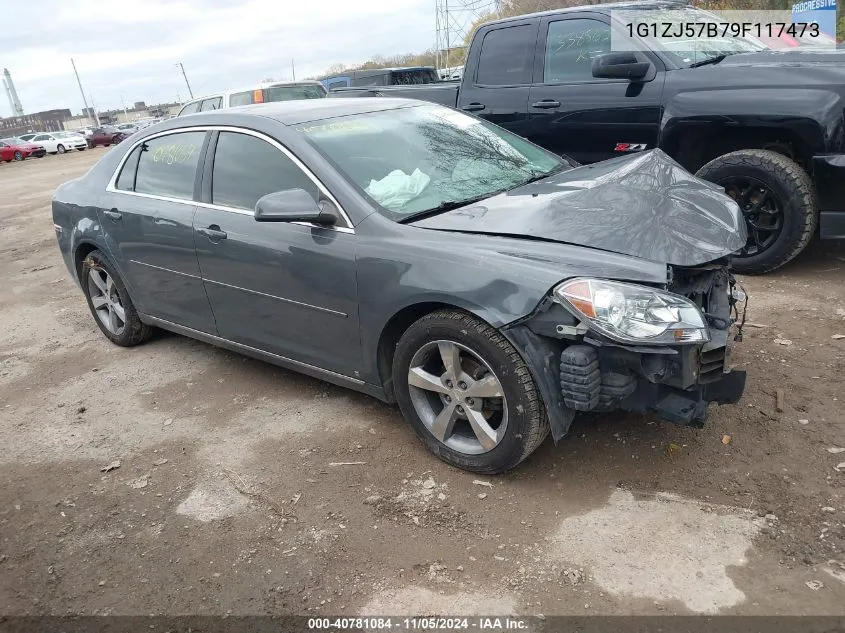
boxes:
[503,263,747,442]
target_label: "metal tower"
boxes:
[435,0,501,71]
[3,68,24,117]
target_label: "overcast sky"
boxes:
[1,0,436,117]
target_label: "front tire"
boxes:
[81,250,153,347]
[392,309,548,474]
[56,144,66,154]
[13,151,22,161]
[696,149,816,274]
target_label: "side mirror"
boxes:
[254,189,338,226]
[591,52,650,80]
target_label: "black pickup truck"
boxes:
[332,2,845,273]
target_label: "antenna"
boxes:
[434,0,500,71]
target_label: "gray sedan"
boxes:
[52,98,748,473]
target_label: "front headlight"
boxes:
[553,278,709,345]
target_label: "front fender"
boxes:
[660,85,843,161]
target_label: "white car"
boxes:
[30,132,88,154]
[176,80,326,116]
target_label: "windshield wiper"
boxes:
[688,54,729,68]
[398,193,494,224]
[518,163,570,186]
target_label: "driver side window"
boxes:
[544,19,613,83]
[211,132,319,211]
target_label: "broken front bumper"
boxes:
[503,266,747,441]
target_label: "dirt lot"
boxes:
[0,149,844,617]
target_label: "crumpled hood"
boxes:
[412,149,746,267]
[717,48,845,67]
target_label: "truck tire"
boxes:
[696,149,816,274]
[392,309,549,474]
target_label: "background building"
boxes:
[0,109,72,137]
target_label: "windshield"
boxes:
[624,7,769,66]
[265,84,326,102]
[298,105,563,220]
[54,132,75,138]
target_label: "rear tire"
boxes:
[392,309,549,474]
[696,149,816,274]
[80,250,153,347]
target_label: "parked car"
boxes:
[87,126,127,147]
[30,131,88,154]
[0,137,47,161]
[52,99,747,473]
[340,2,845,274]
[176,81,327,116]
[115,123,140,135]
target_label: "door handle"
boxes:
[530,100,560,109]
[197,225,227,241]
[461,102,486,112]
[103,209,122,221]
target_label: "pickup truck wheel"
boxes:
[81,250,153,347]
[392,309,549,474]
[696,149,816,274]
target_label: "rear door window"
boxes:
[115,145,142,191]
[179,101,201,115]
[476,25,535,85]
[211,131,318,210]
[134,131,206,200]
[200,97,223,111]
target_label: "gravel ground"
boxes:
[1,149,844,616]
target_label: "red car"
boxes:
[86,126,127,148]
[0,137,47,162]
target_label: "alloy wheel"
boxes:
[13,151,22,161]
[720,176,784,257]
[407,340,507,455]
[87,266,126,335]
[57,145,66,154]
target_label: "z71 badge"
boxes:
[614,143,648,152]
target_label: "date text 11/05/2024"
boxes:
[307,617,530,630]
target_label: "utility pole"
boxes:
[176,62,193,99]
[291,59,296,81]
[71,58,94,126]
[119,94,129,121]
[89,93,101,126]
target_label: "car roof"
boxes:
[483,0,688,25]
[192,97,423,126]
